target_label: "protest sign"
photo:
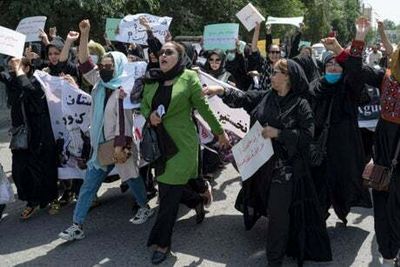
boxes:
[257,40,266,56]
[203,23,239,51]
[116,13,172,45]
[358,86,381,129]
[16,16,46,42]
[34,70,92,179]
[0,26,26,58]
[236,3,265,31]
[198,70,249,138]
[232,121,274,181]
[299,40,312,48]
[266,16,304,28]
[121,61,148,109]
[105,18,122,41]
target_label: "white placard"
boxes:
[34,70,92,179]
[116,13,172,45]
[0,26,26,58]
[198,70,249,138]
[121,61,147,109]
[16,16,47,42]
[266,16,304,28]
[232,121,274,181]
[236,3,265,31]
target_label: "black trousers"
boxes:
[266,180,293,266]
[147,179,205,248]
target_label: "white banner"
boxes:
[0,26,26,58]
[232,121,274,181]
[236,3,265,31]
[16,16,47,42]
[116,13,172,45]
[122,61,147,109]
[266,16,304,28]
[198,70,249,138]
[34,70,92,179]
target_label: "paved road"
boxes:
[0,129,382,267]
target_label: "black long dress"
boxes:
[1,73,58,206]
[308,54,372,224]
[226,60,331,265]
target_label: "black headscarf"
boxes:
[203,49,227,78]
[292,54,321,83]
[144,51,188,83]
[286,59,310,96]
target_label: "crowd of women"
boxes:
[0,14,399,267]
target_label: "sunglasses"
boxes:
[269,51,281,54]
[209,58,221,62]
[159,49,176,56]
[272,69,285,76]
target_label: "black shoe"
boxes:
[151,250,168,265]
[395,249,400,267]
[195,200,205,224]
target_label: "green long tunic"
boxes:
[141,69,223,185]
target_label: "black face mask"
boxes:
[9,71,16,79]
[99,69,114,83]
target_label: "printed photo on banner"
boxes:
[203,23,239,51]
[34,70,92,179]
[121,61,148,109]
[116,13,172,45]
[198,70,249,138]
[236,3,265,31]
[0,26,26,58]
[232,121,274,181]
[15,16,47,42]
[266,16,304,28]
[105,18,122,41]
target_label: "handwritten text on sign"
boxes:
[203,23,239,51]
[116,13,172,45]
[16,16,47,42]
[0,26,26,58]
[236,3,265,31]
[232,121,274,181]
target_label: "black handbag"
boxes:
[309,99,334,167]
[9,98,29,150]
[140,122,161,163]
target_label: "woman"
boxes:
[248,22,281,90]
[141,41,229,264]
[204,59,331,266]
[355,23,400,267]
[0,57,58,219]
[59,20,153,241]
[203,49,235,84]
[308,19,373,225]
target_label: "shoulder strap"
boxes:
[391,132,400,168]
[324,97,335,129]
[19,94,28,126]
[118,93,125,138]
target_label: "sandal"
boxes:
[20,205,39,220]
[48,201,61,215]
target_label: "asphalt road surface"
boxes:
[0,129,382,267]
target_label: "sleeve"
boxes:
[289,31,301,58]
[247,51,263,72]
[276,99,314,158]
[189,72,223,135]
[140,84,152,119]
[265,32,272,54]
[79,57,100,86]
[222,87,266,113]
[114,96,133,147]
[146,30,162,55]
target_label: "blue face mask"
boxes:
[324,72,342,84]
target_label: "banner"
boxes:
[121,61,148,109]
[236,3,265,31]
[266,16,304,28]
[232,121,274,181]
[34,70,92,179]
[116,13,172,45]
[203,23,239,51]
[16,16,47,42]
[358,86,381,129]
[0,26,26,58]
[105,18,122,41]
[198,70,249,138]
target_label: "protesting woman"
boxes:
[141,41,230,264]
[204,58,331,266]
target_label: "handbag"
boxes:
[309,99,334,167]
[362,135,400,192]
[9,98,29,150]
[98,98,131,166]
[140,122,161,163]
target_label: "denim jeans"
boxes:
[73,165,147,225]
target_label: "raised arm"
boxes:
[377,20,393,56]
[78,20,90,64]
[251,22,261,53]
[60,31,80,62]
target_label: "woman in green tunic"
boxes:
[141,41,230,264]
